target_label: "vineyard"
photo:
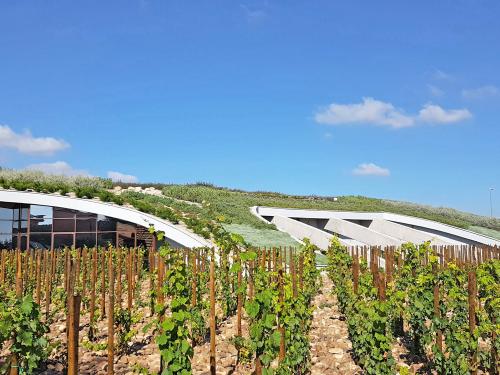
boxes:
[0,233,499,374]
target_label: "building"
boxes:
[0,189,210,250]
[252,206,500,249]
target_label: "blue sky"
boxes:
[0,1,499,216]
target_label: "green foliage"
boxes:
[326,238,395,374]
[0,293,49,374]
[155,245,193,374]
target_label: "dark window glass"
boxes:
[97,232,115,248]
[29,233,52,250]
[76,218,96,232]
[13,235,27,250]
[53,234,74,249]
[0,221,12,234]
[118,232,135,248]
[97,216,116,231]
[30,205,53,219]
[0,234,14,249]
[13,207,28,221]
[53,219,75,232]
[76,211,97,219]
[30,217,52,233]
[53,207,76,219]
[76,233,97,248]
[12,221,28,235]
[0,208,13,220]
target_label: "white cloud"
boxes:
[0,125,69,155]
[433,69,453,81]
[107,171,138,183]
[418,104,472,124]
[352,163,390,177]
[315,97,415,129]
[315,98,471,128]
[427,84,444,97]
[462,85,498,100]
[25,161,90,176]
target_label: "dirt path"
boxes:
[309,274,361,375]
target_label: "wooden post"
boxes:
[468,270,477,375]
[433,264,442,354]
[249,260,254,300]
[45,248,54,322]
[15,249,23,297]
[117,247,122,309]
[128,250,133,311]
[353,253,359,295]
[100,249,106,319]
[278,268,285,362]
[209,249,216,375]
[35,250,42,305]
[298,254,304,291]
[157,252,164,308]
[237,250,243,337]
[89,248,97,340]
[82,248,88,306]
[107,250,115,375]
[377,272,386,301]
[191,252,197,307]
[67,293,82,375]
[291,251,297,298]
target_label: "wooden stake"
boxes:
[209,249,216,375]
[89,248,97,340]
[101,249,106,319]
[433,264,442,354]
[107,250,115,375]
[468,270,477,375]
[67,292,81,375]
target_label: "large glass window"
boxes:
[0,234,13,249]
[0,206,13,220]
[0,202,141,250]
[53,219,75,232]
[30,205,53,219]
[98,232,115,247]
[30,217,52,232]
[29,233,51,249]
[53,207,76,219]
[97,215,116,231]
[76,218,96,232]
[53,234,74,249]
[76,233,97,248]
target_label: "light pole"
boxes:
[490,188,495,218]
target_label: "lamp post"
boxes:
[490,188,495,218]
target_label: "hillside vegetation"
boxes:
[123,182,500,235]
[1,169,498,243]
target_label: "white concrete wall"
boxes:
[368,219,454,245]
[324,217,401,246]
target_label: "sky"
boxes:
[0,0,499,216]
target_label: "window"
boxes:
[29,233,51,249]
[53,219,75,232]
[0,207,13,220]
[13,235,27,250]
[76,233,96,248]
[97,215,116,231]
[0,234,13,249]
[30,205,53,219]
[97,232,115,247]
[0,221,12,234]
[53,207,76,219]
[53,234,74,249]
[30,217,52,232]
[76,218,96,232]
